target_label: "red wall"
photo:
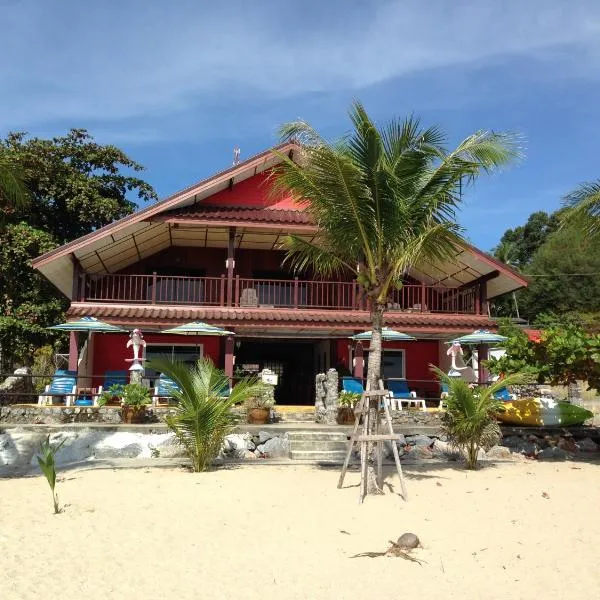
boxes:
[92,333,221,386]
[335,339,441,395]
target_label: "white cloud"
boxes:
[1,0,599,130]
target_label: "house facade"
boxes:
[32,143,527,405]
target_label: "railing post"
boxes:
[475,285,481,315]
[293,276,299,308]
[351,281,357,310]
[220,275,226,306]
[234,275,240,307]
[151,272,157,304]
[420,281,426,312]
[80,272,86,301]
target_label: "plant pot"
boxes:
[247,407,270,425]
[337,407,356,425]
[121,406,146,424]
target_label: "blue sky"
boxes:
[2,0,599,250]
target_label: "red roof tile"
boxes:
[68,303,496,333]
[158,205,313,225]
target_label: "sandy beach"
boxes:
[2,460,599,600]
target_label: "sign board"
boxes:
[260,369,278,386]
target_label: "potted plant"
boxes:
[98,384,125,407]
[337,391,360,425]
[244,386,274,424]
[98,383,151,424]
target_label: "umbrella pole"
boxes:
[477,343,489,385]
[68,332,78,371]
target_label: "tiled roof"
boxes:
[157,205,314,225]
[69,303,496,332]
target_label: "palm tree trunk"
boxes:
[365,303,385,494]
[512,291,520,319]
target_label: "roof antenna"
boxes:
[233,146,240,166]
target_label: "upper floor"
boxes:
[32,143,527,319]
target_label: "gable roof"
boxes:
[32,142,527,300]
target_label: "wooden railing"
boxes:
[80,273,483,314]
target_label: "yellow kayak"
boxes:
[497,398,593,427]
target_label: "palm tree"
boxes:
[0,156,29,220]
[148,358,265,472]
[432,367,522,469]
[274,102,519,492]
[492,240,520,318]
[561,180,600,238]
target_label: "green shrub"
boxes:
[32,345,55,393]
[338,390,361,407]
[147,358,266,472]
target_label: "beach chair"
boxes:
[341,376,364,395]
[152,373,182,406]
[387,379,425,411]
[38,370,77,406]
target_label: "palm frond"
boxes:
[148,358,264,472]
[0,157,29,213]
[561,180,600,238]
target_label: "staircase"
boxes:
[288,430,351,463]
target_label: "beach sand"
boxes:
[1,460,599,599]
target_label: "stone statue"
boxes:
[315,369,339,424]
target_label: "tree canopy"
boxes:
[0,129,156,369]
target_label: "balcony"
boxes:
[79,273,483,314]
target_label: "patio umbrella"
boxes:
[447,329,507,346]
[48,316,127,332]
[161,321,234,336]
[350,327,416,341]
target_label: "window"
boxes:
[143,344,203,385]
[365,349,406,379]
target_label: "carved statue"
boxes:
[126,329,146,362]
[447,341,467,377]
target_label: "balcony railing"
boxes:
[80,273,483,314]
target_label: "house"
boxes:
[32,143,527,405]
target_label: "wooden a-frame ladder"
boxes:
[338,380,408,503]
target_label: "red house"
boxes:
[32,143,527,405]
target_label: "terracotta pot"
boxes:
[247,407,270,425]
[337,407,356,425]
[120,406,146,424]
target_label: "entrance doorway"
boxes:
[234,339,317,405]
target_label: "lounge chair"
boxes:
[38,370,77,406]
[341,376,364,395]
[152,373,182,406]
[387,379,425,411]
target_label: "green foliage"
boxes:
[1,129,157,242]
[488,321,600,393]
[338,390,361,407]
[31,345,56,393]
[275,101,519,389]
[519,227,600,320]
[97,383,150,408]
[244,385,275,410]
[561,179,600,239]
[148,358,266,472]
[0,130,156,368]
[432,367,523,469]
[36,435,65,514]
[495,210,560,269]
[0,154,29,221]
[486,319,539,379]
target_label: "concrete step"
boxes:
[290,440,348,452]
[287,431,349,442]
[289,449,349,462]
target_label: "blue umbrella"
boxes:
[162,321,234,336]
[48,316,126,332]
[351,327,416,341]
